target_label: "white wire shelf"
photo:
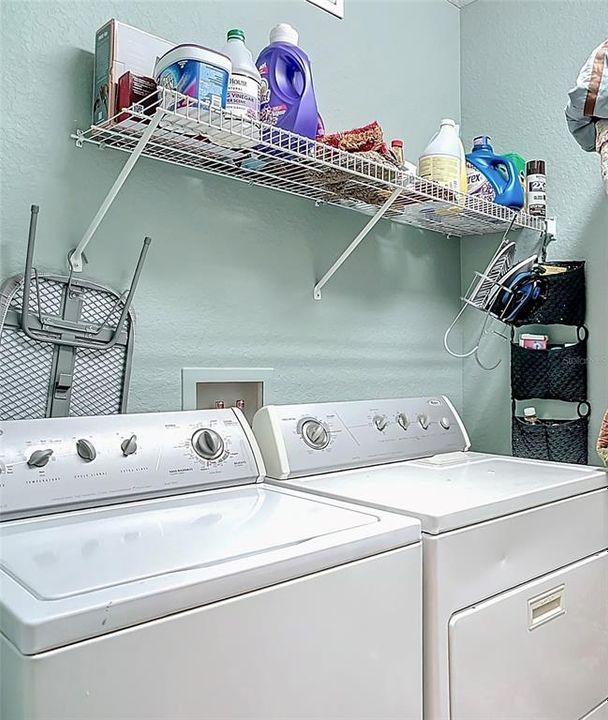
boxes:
[74,88,546,238]
[72,88,551,298]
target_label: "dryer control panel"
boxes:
[253,396,470,479]
[0,409,263,520]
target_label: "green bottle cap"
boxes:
[227,29,245,41]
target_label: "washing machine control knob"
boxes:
[397,413,410,430]
[301,420,330,450]
[418,414,430,431]
[76,438,97,462]
[440,417,451,430]
[374,415,388,432]
[192,429,224,460]
[27,449,53,468]
[121,435,138,457]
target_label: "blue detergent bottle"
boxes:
[465,136,525,209]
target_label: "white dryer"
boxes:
[254,396,608,720]
[0,408,422,720]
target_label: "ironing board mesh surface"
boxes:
[0,328,54,419]
[70,345,128,416]
[0,275,133,419]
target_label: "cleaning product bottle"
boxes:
[526,160,547,217]
[454,124,468,193]
[391,139,405,166]
[222,29,261,121]
[504,152,526,192]
[256,23,322,139]
[459,136,468,193]
[523,407,539,425]
[465,136,525,208]
[418,119,463,191]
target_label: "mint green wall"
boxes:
[460,0,608,461]
[0,0,462,413]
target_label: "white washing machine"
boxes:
[0,408,423,720]
[253,396,608,720]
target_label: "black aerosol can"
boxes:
[526,160,547,217]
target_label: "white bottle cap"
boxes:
[524,407,537,418]
[270,23,299,45]
[440,118,457,127]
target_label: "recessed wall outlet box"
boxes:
[181,368,274,425]
[92,19,173,126]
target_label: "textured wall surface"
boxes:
[460,0,608,461]
[0,0,462,414]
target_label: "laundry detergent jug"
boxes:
[465,136,525,209]
[418,119,466,192]
[256,23,323,139]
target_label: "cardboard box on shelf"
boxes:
[116,72,158,124]
[92,19,173,126]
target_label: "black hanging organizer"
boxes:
[509,261,589,464]
[510,261,586,327]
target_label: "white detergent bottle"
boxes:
[222,28,261,121]
[418,119,463,191]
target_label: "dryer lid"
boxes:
[282,452,607,533]
[0,484,419,654]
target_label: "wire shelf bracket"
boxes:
[313,187,402,300]
[70,109,164,272]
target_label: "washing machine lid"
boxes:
[279,452,607,534]
[0,484,419,654]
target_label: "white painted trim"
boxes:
[445,0,480,7]
[307,0,344,19]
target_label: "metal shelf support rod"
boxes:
[70,108,164,271]
[313,187,402,300]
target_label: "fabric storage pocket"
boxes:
[512,413,589,465]
[510,335,587,402]
[512,261,585,326]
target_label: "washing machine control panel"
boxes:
[0,409,262,520]
[253,396,470,479]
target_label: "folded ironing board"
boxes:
[0,206,150,420]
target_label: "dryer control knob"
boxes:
[440,417,451,430]
[121,435,138,457]
[27,449,53,468]
[76,438,97,462]
[397,413,410,430]
[301,420,330,450]
[418,414,430,431]
[373,415,388,432]
[192,429,224,460]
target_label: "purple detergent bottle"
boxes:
[256,23,323,139]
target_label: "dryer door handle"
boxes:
[528,585,566,630]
